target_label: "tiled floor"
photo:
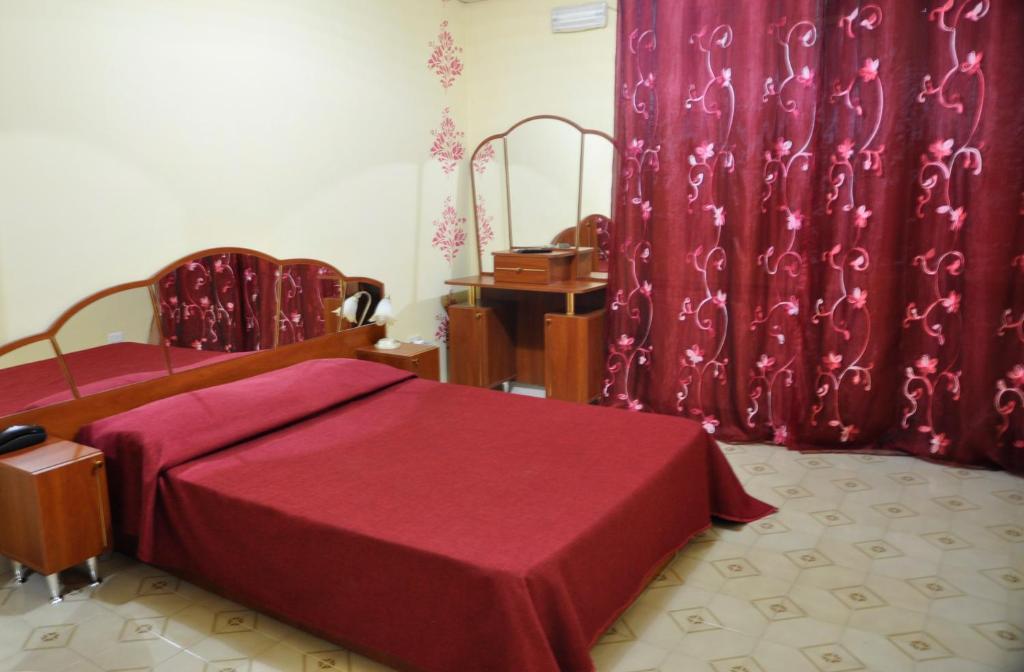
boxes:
[1,443,1021,671]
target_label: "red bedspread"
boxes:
[80,359,773,672]
[0,342,244,415]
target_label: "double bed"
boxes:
[76,358,772,672]
[0,248,772,672]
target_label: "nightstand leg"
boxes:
[11,560,26,583]
[85,557,101,586]
[44,573,62,604]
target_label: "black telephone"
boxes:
[0,425,47,455]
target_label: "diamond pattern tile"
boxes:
[887,632,953,661]
[1,442,1020,672]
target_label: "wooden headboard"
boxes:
[0,246,387,439]
[1,325,385,440]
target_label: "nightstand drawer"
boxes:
[355,343,441,381]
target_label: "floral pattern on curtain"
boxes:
[156,254,278,352]
[604,0,1024,474]
[278,265,342,346]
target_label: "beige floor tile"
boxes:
[592,638,670,672]
[154,650,208,671]
[0,647,92,672]
[843,627,917,671]
[188,630,278,663]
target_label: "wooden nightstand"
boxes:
[0,438,112,603]
[355,343,441,381]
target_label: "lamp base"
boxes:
[374,337,401,350]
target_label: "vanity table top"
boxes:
[446,274,607,294]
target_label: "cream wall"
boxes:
[0,0,617,350]
[460,0,617,264]
[0,0,472,345]
[461,0,617,144]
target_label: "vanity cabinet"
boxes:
[446,276,606,402]
[448,304,515,388]
[544,310,606,403]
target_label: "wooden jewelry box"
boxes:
[492,248,593,285]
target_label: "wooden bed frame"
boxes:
[0,246,387,439]
[2,324,385,440]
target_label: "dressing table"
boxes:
[447,115,614,403]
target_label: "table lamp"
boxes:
[334,293,399,349]
[370,297,399,349]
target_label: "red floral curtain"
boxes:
[156,254,277,352]
[604,0,1024,474]
[278,265,342,346]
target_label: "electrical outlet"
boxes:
[107,331,124,344]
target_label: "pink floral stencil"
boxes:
[473,142,496,175]
[432,195,467,264]
[475,195,495,254]
[430,107,465,176]
[435,311,450,343]
[427,20,463,90]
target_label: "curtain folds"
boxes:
[604,0,1024,473]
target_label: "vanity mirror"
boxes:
[469,115,616,275]
[0,248,384,423]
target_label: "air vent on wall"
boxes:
[552,2,608,33]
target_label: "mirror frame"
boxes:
[468,114,619,275]
[0,247,383,421]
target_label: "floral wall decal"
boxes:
[475,195,495,254]
[427,20,463,90]
[472,142,496,175]
[432,195,467,264]
[435,310,450,343]
[430,106,465,176]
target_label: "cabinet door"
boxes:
[448,304,515,388]
[544,310,606,403]
[449,305,484,386]
[38,457,111,573]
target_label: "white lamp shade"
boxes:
[340,294,360,322]
[371,297,395,325]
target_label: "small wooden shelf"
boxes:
[445,274,607,403]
